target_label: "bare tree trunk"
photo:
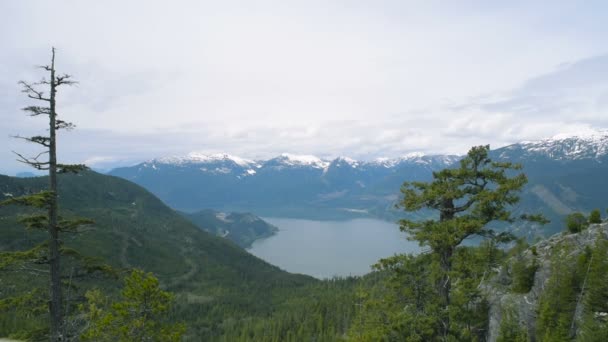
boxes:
[48,47,63,342]
[438,198,455,340]
[439,247,453,341]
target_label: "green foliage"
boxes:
[511,256,538,293]
[536,245,588,341]
[583,240,608,313]
[349,253,440,341]
[0,190,53,208]
[496,303,528,342]
[350,244,498,341]
[566,212,588,233]
[399,145,529,252]
[0,288,48,340]
[0,241,48,269]
[577,239,608,340]
[589,209,602,224]
[81,269,185,341]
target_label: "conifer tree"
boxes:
[80,270,185,342]
[398,145,542,339]
[566,212,588,233]
[589,209,602,224]
[1,47,88,341]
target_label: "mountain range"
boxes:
[109,152,460,219]
[109,130,608,236]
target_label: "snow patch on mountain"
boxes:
[333,156,360,168]
[276,153,330,169]
[372,153,460,168]
[155,152,255,166]
[506,129,608,161]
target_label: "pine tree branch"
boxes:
[58,217,95,233]
[12,135,51,147]
[55,74,77,87]
[22,105,51,116]
[18,214,49,230]
[56,120,75,130]
[57,164,88,174]
[0,191,53,208]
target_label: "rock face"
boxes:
[484,221,608,341]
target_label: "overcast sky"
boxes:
[1,1,608,174]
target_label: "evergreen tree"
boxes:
[589,209,602,224]
[398,145,539,339]
[566,212,588,233]
[80,269,185,341]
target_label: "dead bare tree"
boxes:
[14,47,86,341]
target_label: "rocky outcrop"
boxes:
[484,221,608,341]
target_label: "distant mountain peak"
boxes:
[275,153,330,169]
[501,128,608,161]
[154,152,255,167]
[400,151,426,159]
[332,156,360,168]
[549,128,608,141]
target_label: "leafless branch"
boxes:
[37,64,52,72]
[38,77,51,85]
[19,80,50,102]
[13,150,50,170]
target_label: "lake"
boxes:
[247,218,421,279]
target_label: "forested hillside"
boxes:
[0,172,358,340]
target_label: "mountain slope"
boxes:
[0,171,315,338]
[490,130,608,235]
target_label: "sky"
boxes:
[1,1,608,174]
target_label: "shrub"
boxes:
[589,209,602,224]
[566,212,588,233]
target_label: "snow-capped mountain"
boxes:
[109,130,608,234]
[155,152,256,167]
[495,129,608,162]
[140,153,259,178]
[109,152,460,218]
[263,153,330,170]
[138,151,459,175]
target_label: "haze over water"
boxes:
[248,218,421,279]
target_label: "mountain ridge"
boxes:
[108,129,608,234]
[119,128,608,171]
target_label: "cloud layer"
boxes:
[1,1,608,174]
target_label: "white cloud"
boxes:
[1,1,608,174]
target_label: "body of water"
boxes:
[247,218,421,279]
